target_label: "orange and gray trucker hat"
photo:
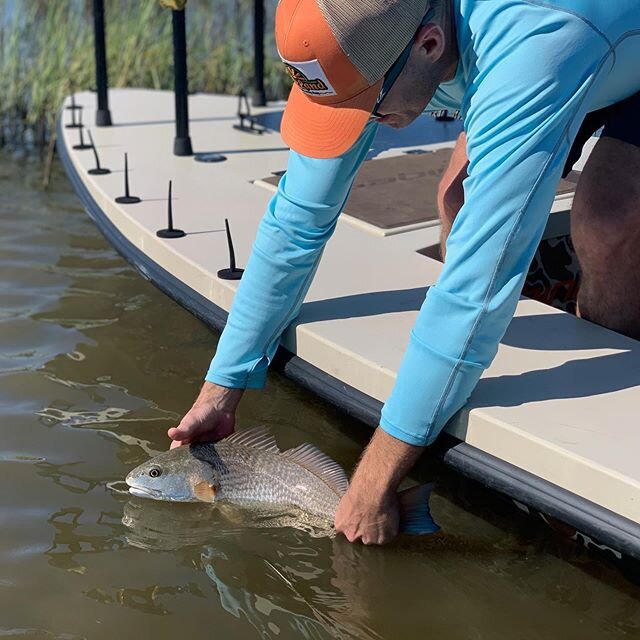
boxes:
[276,0,430,159]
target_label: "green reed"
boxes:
[0,0,290,151]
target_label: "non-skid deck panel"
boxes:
[58,89,640,528]
[261,152,580,231]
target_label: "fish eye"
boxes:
[148,466,162,478]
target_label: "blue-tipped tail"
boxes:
[398,484,440,535]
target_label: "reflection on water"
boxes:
[122,498,334,551]
[46,506,125,574]
[122,497,382,638]
[122,499,226,550]
[2,153,640,639]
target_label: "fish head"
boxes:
[125,445,220,503]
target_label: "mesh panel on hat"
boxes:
[317,0,430,85]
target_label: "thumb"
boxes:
[167,419,198,444]
[167,427,189,449]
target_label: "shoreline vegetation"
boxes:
[0,0,289,182]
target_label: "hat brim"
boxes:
[281,80,383,159]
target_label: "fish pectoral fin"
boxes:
[398,484,440,535]
[194,481,218,503]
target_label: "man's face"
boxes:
[372,27,447,129]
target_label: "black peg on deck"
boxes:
[157,180,185,238]
[86,129,111,175]
[65,100,82,129]
[66,91,82,112]
[115,153,141,204]
[217,218,244,280]
[72,111,92,150]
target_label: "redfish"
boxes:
[126,426,439,534]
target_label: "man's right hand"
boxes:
[167,382,244,449]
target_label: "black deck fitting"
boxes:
[194,152,227,163]
[65,102,82,129]
[72,111,92,150]
[217,218,244,280]
[93,0,112,126]
[233,90,263,135]
[172,9,193,156]
[157,180,186,239]
[251,0,267,107]
[115,153,141,204]
[86,129,111,175]
[66,92,82,112]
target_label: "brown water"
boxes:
[1,152,639,639]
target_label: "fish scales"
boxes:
[209,441,341,520]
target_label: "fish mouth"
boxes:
[127,483,193,502]
[128,485,165,500]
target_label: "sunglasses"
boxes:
[370,8,436,119]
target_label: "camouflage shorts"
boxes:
[523,235,581,315]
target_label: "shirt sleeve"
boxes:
[206,122,379,388]
[380,11,611,445]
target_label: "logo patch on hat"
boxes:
[280,58,337,97]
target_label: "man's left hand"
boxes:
[334,482,400,545]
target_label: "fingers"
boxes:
[338,527,395,545]
[335,504,399,545]
[335,517,398,545]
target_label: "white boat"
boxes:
[58,86,640,574]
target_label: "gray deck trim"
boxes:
[444,443,640,562]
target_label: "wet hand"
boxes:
[334,483,400,545]
[167,382,243,449]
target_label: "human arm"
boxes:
[437,131,467,259]
[169,122,378,446]
[204,121,378,390]
[336,7,610,541]
[378,7,608,446]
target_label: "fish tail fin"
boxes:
[397,484,440,535]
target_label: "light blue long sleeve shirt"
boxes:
[208,0,640,446]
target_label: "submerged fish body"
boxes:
[126,426,440,535]
[126,427,347,521]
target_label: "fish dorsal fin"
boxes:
[282,443,349,496]
[222,426,280,454]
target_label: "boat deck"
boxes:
[58,89,640,550]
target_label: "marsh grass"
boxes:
[0,0,289,152]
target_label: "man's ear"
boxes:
[415,24,446,62]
